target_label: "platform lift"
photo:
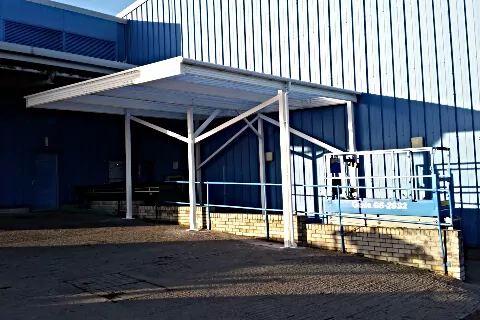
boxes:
[318,147,456,274]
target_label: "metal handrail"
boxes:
[164,179,453,275]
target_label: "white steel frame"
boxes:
[25,56,359,247]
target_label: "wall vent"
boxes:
[65,33,116,61]
[4,21,117,61]
[4,20,63,51]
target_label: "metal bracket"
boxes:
[441,262,451,267]
[285,81,291,93]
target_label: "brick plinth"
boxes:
[137,205,464,281]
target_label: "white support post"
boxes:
[346,101,357,198]
[347,101,356,152]
[278,89,296,248]
[195,119,203,204]
[124,109,133,219]
[258,118,267,214]
[187,106,197,230]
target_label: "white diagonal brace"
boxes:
[194,109,220,138]
[130,115,188,143]
[197,116,259,170]
[237,111,261,138]
[195,95,279,143]
[258,114,342,153]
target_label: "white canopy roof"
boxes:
[25,56,359,120]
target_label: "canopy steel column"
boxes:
[187,106,197,230]
[346,101,357,197]
[347,101,356,152]
[124,109,133,219]
[258,118,269,240]
[195,119,203,204]
[278,89,296,248]
[258,118,267,214]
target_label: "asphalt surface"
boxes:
[1,212,480,320]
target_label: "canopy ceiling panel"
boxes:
[25,57,359,120]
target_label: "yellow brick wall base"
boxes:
[144,206,464,281]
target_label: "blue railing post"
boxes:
[263,183,269,240]
[448,186,454,227]
[206,183,211,230]
[432,173,448,275]
[337,185,345,253]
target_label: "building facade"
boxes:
[119,0,480,245]
[1,0,479,246]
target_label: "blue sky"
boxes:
[54,0,134,15]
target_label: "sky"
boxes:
[54,0,135,16]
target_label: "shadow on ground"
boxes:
[1,212,480,320]
[0,211,153,231]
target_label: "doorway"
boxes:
[32,153,58,210]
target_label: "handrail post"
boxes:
[448,186,454,227]
[433,173,448,275]
[337,186,345,253]
[206,183,211,230]
[263,183,269,240]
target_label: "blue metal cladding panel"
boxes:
[121,0,480,245]
[201,107,348,211]
[4,20,63,51]
[0,99,186,208]
[123,0,183,65]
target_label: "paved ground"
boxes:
[1,212,480,320]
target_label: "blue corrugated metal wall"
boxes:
[0,0,126,61]
[201,106,347,212]
[123,0,182,65]
[0,97,187,208]
[122,0,480,245]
